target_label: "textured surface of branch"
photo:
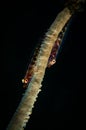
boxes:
[65,0,86,13]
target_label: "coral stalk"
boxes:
[6,7,71,130]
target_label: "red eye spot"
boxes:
[24,79,28,83]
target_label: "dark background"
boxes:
[1,0,86,129]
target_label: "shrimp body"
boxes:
[22,44,41,87]
[47,39,60,67]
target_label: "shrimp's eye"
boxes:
[52,59,56,63]
[22,79,28,84]
[22,79,25,83]
[24,79,28,83]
